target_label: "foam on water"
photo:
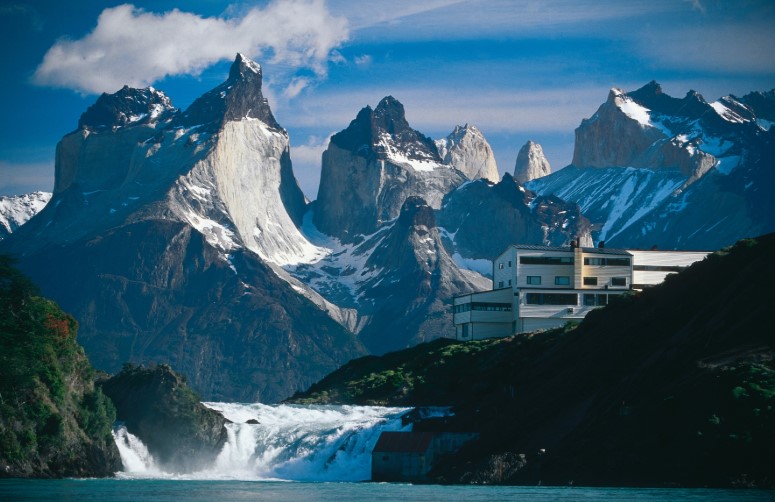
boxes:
[113,403,412,481]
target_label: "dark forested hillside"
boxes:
[0,257,121,478]
[290,234,775,487]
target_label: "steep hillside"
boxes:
[290,234,775,487]
[0,257,121,478]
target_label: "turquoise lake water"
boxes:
[1,480,773,502]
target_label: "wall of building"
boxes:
[371,451,429,482]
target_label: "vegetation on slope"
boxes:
[290,235,775,487]
[0,256,121,477]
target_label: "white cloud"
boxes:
[283,77,312,99]
[33,0,349,94]
[354,55,372,66]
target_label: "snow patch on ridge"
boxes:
[0,191,52,238]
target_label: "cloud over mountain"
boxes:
[33,0,348,94]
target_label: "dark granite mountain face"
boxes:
[0,54,365,403]
[438,173,591,260]
[314,96,466,242]
[178,53,282,131]
[355,196,488,354]
[78,85,175,130]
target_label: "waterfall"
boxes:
[112,403,413,481]
[112,424,161,476]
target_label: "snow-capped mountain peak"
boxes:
[0,191,51,240]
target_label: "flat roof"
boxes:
[509,244,632,256]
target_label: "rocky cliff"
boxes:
[0,54,366,403]
[313,96,467,242]
[513,140,551,184]
[436,124,500,182]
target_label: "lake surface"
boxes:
[1,479,773,501]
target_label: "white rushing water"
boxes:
[113,403,412,481]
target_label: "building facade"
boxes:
[453,244,709,340]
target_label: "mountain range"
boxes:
[2,55,773,401]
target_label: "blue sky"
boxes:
[1,0,774,198]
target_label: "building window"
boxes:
[555,276,570,286]
[584,257,631,266]
[633,265,684,272]
[583,294,608,306]
[520,256,574,265]
[583,277,598,286]
[611,277,627,287]
[508,260,512,267]
[471,302,512,311]
[499,263,504,269]
[526,276,541,285]
[508,279,512,286]
[525,293,578,305]
[453,303,472,313]
[498,281,504,288]
[462,323,469,338]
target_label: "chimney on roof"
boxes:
[598,240,605,249]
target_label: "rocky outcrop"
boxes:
[100,364,228,473]
[436,124,500,182]
[356,196,490,353]
[438,173,591,261]
[0,54,366,403]
[0,259,121,478]
[78,85,174,130]
[313,96,467,242]
[513,140,551,184]
[0,191,51,240]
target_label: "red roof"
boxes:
[373,432,434,453]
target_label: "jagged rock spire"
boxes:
[514,140,551,183]
[179,53,281,130]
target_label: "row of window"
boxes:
[453,302,513,313]
[497,260,514,269]
[526,276,569,285]
[583,276,627,286]
[584,257,631,266]
[523,292,618,306]
[520,256,574,265]
[632,265,684,272]
[524,276,627,287]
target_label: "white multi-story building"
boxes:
[452,244,709,340]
